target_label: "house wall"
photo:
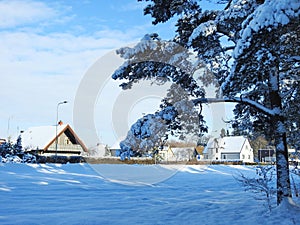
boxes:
[204,145,222,160]
[172,148,194,161]
[239,140,254,163]
[158,147,175,161]
[159,147,194,161]
[221,153,240,160]
[47,133,84,154]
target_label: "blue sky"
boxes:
[0,0,175,143]
[0,0,231,147]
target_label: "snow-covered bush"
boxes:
[3,155,22,163]
[236,166,276,211]
[22,153,36,163]
[0,136,36,163]
[0,141,13,157]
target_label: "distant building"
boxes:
[158,146,174,161]
[158,146,195,162]
[203,136,254,163]
[87,143,107,157]
[0,138,6,145]
[21,124,88,156]
[258,148,298,163]
[258,148,275,162]
[288,149,299,162]
[109,139,123,157]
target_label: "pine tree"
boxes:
[160,83,207,140]
[113,0,300,205]
[0,141,12,158]
[13,135,23,156]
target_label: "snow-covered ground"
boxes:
[0,163,299,225]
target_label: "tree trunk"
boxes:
[194,68,293,205]
[273,116,292,204]
[269,68,292,205]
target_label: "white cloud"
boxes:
[0,0,58,28]
[0,30,135,120]
[0,0,175,145]
[117,2,147,12]
[0,27,146,143]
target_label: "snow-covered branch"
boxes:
[193,97,278,117]
[235,166,276,211]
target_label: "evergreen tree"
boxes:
[119,83,207,157]
[112,0,300,205]
[0,136,35,163]
[13,135,23,156]
[0,141,13,157]
[160,83,207,140]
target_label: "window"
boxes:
[223,155,226,159]
[248,155,250,159]
[242,154,245,159]
[64,138,70,145]
[216,148,218,153]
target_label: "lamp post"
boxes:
[55,101,68,161]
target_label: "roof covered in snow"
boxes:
[21,124,87,151]
[220,136,248,153]
[203,136,249,154]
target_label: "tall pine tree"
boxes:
[113,0,300,205]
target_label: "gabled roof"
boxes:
[220,136,247,153]
[21,124,88,152]
[203,138,219,154]
[203,136,248,154]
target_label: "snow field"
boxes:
[0,163,299,225]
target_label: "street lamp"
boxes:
[55,101,68,161]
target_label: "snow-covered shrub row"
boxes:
[0,136,36,163]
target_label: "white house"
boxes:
[203,136,254,163]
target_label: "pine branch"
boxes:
[192,97,277,117]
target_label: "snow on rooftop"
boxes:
[21,124,68,150]
[221,136,247,153]
[204,136,248,153]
